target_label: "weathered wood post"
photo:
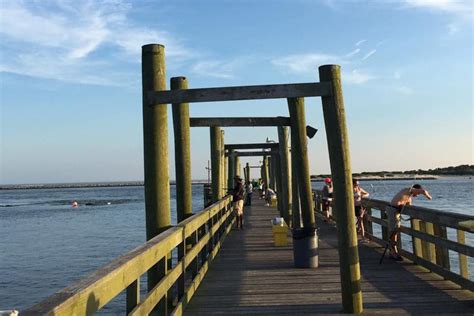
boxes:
[224,155,229,195]
[287,98,315,229]
[274,153,284,216]
[221,130,226,197]
[142,44,171,314]
[210,127,223,202]
[278,126,291,225]
[263,156,270,191]
[268,156,275,190]
[457,230,469,278]
[171,77,193,221]
[228,149,235,191]
[234,156,241,177]
[319,64,363,313]
[290,136,301,228]
[433,224,450,270]
[245,162,250,184]
[171,76,192,302]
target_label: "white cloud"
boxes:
[345,48,361,58]
[272,53,343,73]
[402,0,473,19]
[343,69,375,85]
[362,49,377,60]
[355,39,367,46]
[0,0,194,85]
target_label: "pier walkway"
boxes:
[185,196,474,315]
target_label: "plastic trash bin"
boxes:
[292,227,319,268]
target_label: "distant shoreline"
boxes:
[0,180,210,190]
[311,175,440,182]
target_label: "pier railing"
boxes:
[24,196,234,315]
[313,190,474,291]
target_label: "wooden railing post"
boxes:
[274,153,284,217]
[268,156,274,190]
[319,65,362,314]
[364,206,373,236]
[126,279,140,314]
[420,221,436,264]
[457,230,469,278]
[210,127,223,202]
[287,97,315,229]
[142,44,171,315]
[433,224,450,270]
[278,126,292,225]
[411,218,423,258]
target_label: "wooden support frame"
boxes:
[226,150,278,157]
[191,117,291,127]
[225,143,279,150]
[149,82,332,104]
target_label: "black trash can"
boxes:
[292,227,319,268]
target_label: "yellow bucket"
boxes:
[272,224,289,246]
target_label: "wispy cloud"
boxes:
[355,39,367,46]
[362,49,377,60]
[345,48,361,58]
[272,53,343,73]
[343,69,375,85]
[402,0,473,19]
[0,1,193,85]
[393,86,414,95]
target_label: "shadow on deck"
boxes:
[184,196,474,315]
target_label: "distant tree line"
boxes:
[311,164,473,178]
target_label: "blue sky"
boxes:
[0,0,472,184]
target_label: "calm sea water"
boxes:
[0,178,472,312]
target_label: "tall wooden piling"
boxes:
[245,162,250,184]
[263,156,270,190]
[287,98,315,229]
[171,77,192,222]
[210,127,223,202]
[142,44,171,313]
[235,156,241,177]
[290,133,302,228]
[278,126,291,224]
[221,130,226,197]
[319,64,363,314]
[228,149,235,190]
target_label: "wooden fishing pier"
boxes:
[23,44,473,315]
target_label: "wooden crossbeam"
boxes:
[149,82,332,104]
[190,117,290,127]
[226,150,278,157]
[225,143,279,150]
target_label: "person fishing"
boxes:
[385,184,432,261]
[353,179,369,242]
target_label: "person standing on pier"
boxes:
[322,177,333,222]
[245,182,253,206]
[387,184,432,260]
[353,179,369,242]
[233,176,245,229]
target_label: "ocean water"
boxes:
[0,177,472,312]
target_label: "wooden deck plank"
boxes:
[183,197,474,315]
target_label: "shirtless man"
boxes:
[386,184,432,260]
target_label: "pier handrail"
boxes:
[23,196,234,315]
[313,190,474,291]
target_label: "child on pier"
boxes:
[353,179,369,242]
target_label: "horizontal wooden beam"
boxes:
[226,150,278,157]
[225,143,279,150]
[190,117,290,127]
[149,82,332,104]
